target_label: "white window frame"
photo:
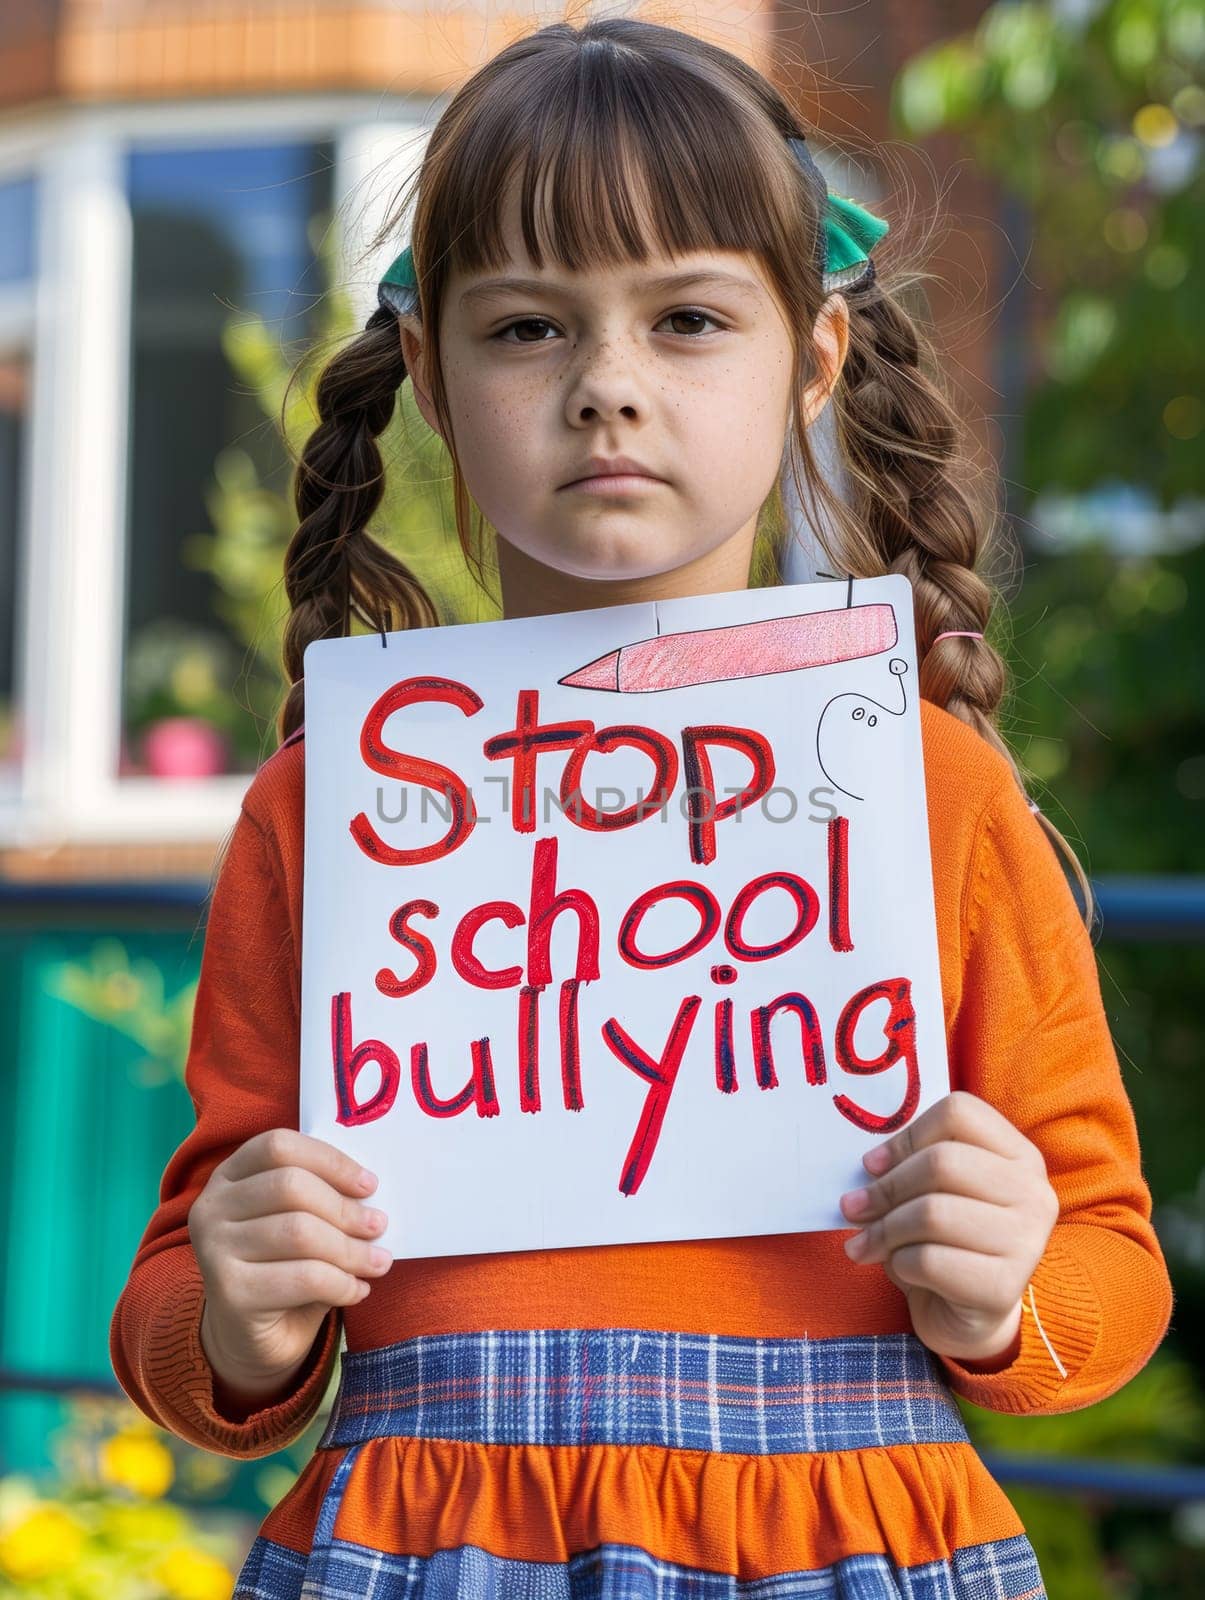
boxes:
[0,95,434,849]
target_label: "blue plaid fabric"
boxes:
[233,1327,1048,1600]
[316,1328,972,1454]
[237,1525,1048,1599]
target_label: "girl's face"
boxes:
[400,183,848,615]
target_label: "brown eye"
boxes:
[494,317,557,343]
[662,309,721,337]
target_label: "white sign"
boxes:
[301,573,950,1260]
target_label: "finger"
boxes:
[221,1163,388,1241]
[862,1090,1032,1177]
[224,1254,377,1315]
[221,1129,377,1198]
[840,1140,1021,1224]
[883,1241,1025,1321]
[238,1209,393,1280]
[847,1191,1017,1266]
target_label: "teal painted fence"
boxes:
[0,925,200,1475]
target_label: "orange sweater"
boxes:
[110,697,1174,1466]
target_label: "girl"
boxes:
[110,18,1173,1599]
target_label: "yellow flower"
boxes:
[99,1498,189,1548]
[99,1427,175,1498]
[0,1503,86,1579]
[152,1543,235,1600]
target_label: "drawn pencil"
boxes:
[558,604,897,693]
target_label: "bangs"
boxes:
[435,37,806,281]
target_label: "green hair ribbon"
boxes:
[822,192,890,282]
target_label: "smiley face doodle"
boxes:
[815,659,910,802]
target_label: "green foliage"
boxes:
[999,537,1201,868]
[42,941,198,1090]
[893,0,1202,501]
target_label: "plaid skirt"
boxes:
[232,1327,1047,1599]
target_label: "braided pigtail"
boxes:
[821,270,1097,929]
[275,304,440,744]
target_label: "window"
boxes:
[121,141,334,778]
[0,176,37,284]
[0,173,38,783]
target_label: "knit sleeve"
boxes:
[108,800,342,1459]
[934,774,1175,1415]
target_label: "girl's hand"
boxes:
[190,1128,392,1403]
[837,1090,1060,1366]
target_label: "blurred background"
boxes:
[0,0,1201,1593]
